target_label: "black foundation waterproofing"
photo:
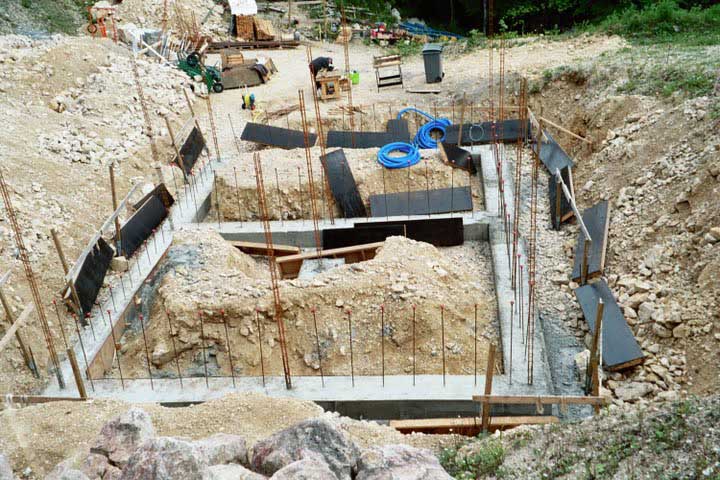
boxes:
[321,149,367,218]
[326,119,412,148]
[534,130,575,172]
[241,122,317,149]
[444,119,531,145]
[74,237,114,315]
[119,195,168,258]
[323,217,464,249]
[369,186,472,217]
[549,165,573,230]
[176,126,206,175]
[133,183,175,211]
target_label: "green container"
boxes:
[349,71,360,85]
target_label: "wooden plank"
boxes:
[472,394,608,406]
[480,343,496,431]
[229,240,300,257]
[390,415,559,434]
[0,303,34,352]
[538,115,592,145]
[276,242,384,279]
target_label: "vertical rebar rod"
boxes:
[441,305,446,386]
[274,168,284,224]
[255,309,266,387]
[347,309,354,387]
[165,309,183,388]
[221,310,235,388]
[71,314,94,391]
[412,305,416,386]
[474,303,478,386]
[233,166,243,226]
[107,309,125,390]
[139,313,154,390]
[312,308,324,387]
[199,310,209,388]
[380,304,385,387]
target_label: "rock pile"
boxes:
[43,409,452,480]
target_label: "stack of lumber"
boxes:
[236,15,255,40]
[253,17,276,40]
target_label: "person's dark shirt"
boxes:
[310,57,333,75]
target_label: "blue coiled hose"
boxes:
[377,108,451,169]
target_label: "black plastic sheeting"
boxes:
[133,183,175,210]
[323,218,464,249]
[369,186,472,217]
[326,119,411,148]
[534,130,575,172]
[440,141,475,173]
[176,126,206,175]
[321,149,367,218]
[119,195,168,258]
[575,279,644,371]
[444,119,530,145]
[549,165,573,230]
[241,122,316,149]
[571,200,609,281]
[74,237,114,315]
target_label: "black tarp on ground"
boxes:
[369,186,473,217]
[444,119,530,145]
[241,122,316,149]
[133,183,175,210]
[571,200,610,281]
[549,165,573,230]
[176,126,206,175]
[575,279,644,371]
[439,141,475,173]
[326,119,412,148]
[534,130,575,172]
[119,195,168,258]
[74,237,114,315]
[321,149,367,218]
[323,217,464,249]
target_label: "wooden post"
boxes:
[588,299,604,413]
[109,162,121,251]
[0,286,35,376]
[581,238,591,285]
[183,89,210,161]
[67,348,87,399]
[481,343,496,432]
[50,228,85,316]
[163,114,189,184]
[288,0,292,28]
[555,179,562,229]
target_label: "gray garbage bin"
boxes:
[422,43,444,83]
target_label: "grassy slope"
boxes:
[0,0,87,35]
[441,397,720,479]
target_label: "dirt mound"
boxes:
[114,234,496,379]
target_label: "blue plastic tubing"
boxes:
[377,108,451,169]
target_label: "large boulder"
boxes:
[356,445,453,480]
[208,464,266,480]
[194,434,248,466]
[269,457,337,480]
[80,452,121,480]
[251,419,360,479]
[44,464,90,480]
[119,437,210,480]
[0,454,13,480]
[91,408,155,468]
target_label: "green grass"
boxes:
[4,0,90,34]
[439,438,505,479]
[596,0,720,46]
